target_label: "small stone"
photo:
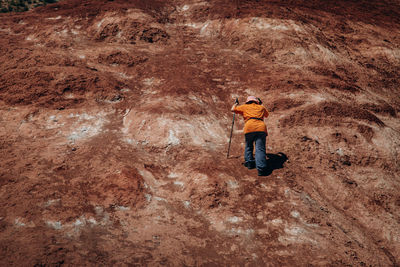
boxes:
[342,160,351,166]
[111,94,122,102]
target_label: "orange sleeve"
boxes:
[234,105,244,115]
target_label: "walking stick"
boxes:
[227,98,238,158]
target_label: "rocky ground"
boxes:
[0,0,399,265]
[1,1,56,13]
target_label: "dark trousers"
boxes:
[244,131,267,171]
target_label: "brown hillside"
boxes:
[0,0,399,265]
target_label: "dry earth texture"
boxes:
[1,0,400,266]
[0,0,58,13]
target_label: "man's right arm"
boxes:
[231,98,240,112]
[231,103,238,112]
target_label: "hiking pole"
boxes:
[227,98,239,158]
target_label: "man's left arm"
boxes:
[263,107,269,118]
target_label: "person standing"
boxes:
[231,96,269,176]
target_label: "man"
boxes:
[231,96,269,176]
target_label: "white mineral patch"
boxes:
[119,72,132,79]
[200,22,210,35]
[46,221,62,230]
[173,181,184,187]
[291,211,300,218]
[143,77,162,86]
[183,201,191,208]
[14,218,26,227]
[47,16,62,20]
[168,130,180,145]
[227,216,243,223]
[209,218,225,232]
[64,93,75,99]
[336,148,344,156]
[67,112,107,143]
[285,226,305,235]
[212,95,219,103]
[122,111,226,147]
[315,44,338,60]
[62,213,112,237]
[87,218,97,225]
[44,199,60,207]
[194,173,208,183]
[68,113,95,120]
[101,213,111,225]
[68,125,97,142]
[178,1,208,14]
[46,115,64,129]
[260,183,273,192]
[188,95,201,102]
[123,138,137,145]
[95,206,103,215]
[229,227,242,234]
[250,17,288,31]
[74,219,84,227]
[245,88,256,96]
[167,172,179,179]
[227,180,239,189]
[229,227,254,237]
[154,196,167,202]
[0,28,12,33]
[145,194,152,202]
[279,225,317,245]
[310,94,327,103]
[115,206,130,211]
[138,169,157,189]
[184,22,203,29]
[304,221,320,228]
[97,18,105,29]
[271,218,283,226]
[284,188,291,197]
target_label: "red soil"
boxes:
[1,0,399,265]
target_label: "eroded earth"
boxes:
[0,0,400,265]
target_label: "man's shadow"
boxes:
[264,152,288,176]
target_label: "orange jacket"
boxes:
[233,103,269,134]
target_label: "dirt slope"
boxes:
[1,0,400,265]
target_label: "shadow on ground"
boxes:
[264,152,288,176]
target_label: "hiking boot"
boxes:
[243,161,256,169]
[258,168,271,176]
